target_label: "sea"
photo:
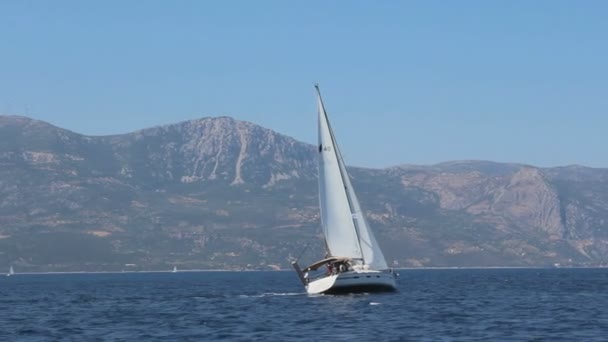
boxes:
[1,268,607,341]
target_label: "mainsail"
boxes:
[315,85,389,270]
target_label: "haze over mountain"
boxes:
[1,115,607,272]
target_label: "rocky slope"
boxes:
[1,115,607,271]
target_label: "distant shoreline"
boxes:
[5,265,608,275]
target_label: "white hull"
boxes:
[306,270,397,295]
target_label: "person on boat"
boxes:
[327,263,334,275]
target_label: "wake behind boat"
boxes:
[292,85,397,294]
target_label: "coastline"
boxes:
[5,265,608,275]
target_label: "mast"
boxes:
[315,84,365,262]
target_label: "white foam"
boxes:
[239,292,304,298]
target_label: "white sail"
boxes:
[8,266,14,276]
[316,85,389,270]
[338,161,389,270]
[317,91,363,260]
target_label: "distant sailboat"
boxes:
[7,266,14,277]
[172,266,177,273]
[291,85,397,294]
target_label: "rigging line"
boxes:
[295,242,311,262]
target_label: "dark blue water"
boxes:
[1,269,607,341]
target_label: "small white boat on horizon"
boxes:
[172,266,177,273]
[291,85,397,295]
[7,265,14,277]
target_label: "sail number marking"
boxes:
[318,144,332,152]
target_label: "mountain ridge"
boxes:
[1,114,607,271]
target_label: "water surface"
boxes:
[1,268,607,341]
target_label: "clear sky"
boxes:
[1,1,607,168]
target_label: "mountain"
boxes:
[1,115,607,272]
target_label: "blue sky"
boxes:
[1,1,607,168]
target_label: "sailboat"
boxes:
[291,85,397,294]
[7,266,14,277]
[172,266,177,273]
